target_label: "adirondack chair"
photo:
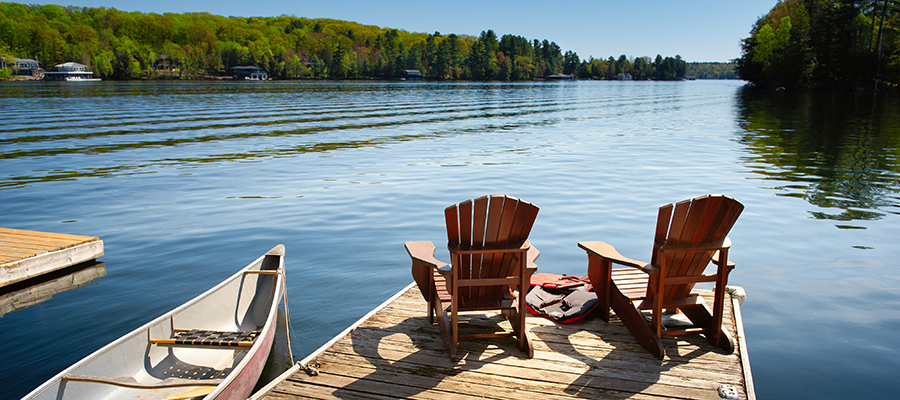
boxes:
[405,194,540,362]
[578,194,743,359]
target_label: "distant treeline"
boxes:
[0,2,688,81]
[686,62,738,79]
[737,0,899,89]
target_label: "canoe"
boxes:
[23,245,286,400]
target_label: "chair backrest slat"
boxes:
[651,203,674,268]
[651,194,743,302]
[671,196,718,300]
[472,196,488,246]
[445,195,539,306]
[445,204,461,244]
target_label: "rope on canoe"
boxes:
[279,269,321,376]
[277,267,319,376]
[278,267,295,363]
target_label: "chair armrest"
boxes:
[404,241,451,274]
[711,250,736,269]
[525,240,539,273]
[578,241,650,271]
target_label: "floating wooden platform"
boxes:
[252,283,754,400]
[0,228,104,288]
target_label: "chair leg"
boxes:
[502,307,535,358]
[519,264,534,358]
[433,301,456,361]
[587,256,612,322]
[610,283,665,360]
[681,305,735,354]
[428,285,435,324]
[450,294,459,362]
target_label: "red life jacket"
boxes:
[526,273,599,324]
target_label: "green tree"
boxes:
[467,29,499,79]
[606,56,616,79]
[653,55,686,80]
[467,40,489,79]
[0,45,14,78]
[496,51,511,80]
[562,50,579,75]
[616,54,632,77]
[737,0,896,88]
[0,2,631,82]
[513,55,534,80]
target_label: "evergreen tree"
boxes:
[737,0,898,89]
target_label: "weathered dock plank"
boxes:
[253,283,753,400]
[0,228,104,288]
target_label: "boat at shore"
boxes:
[22,245,286,400]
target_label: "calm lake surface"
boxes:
[1,80,898,399]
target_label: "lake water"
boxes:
[1,80,898,399]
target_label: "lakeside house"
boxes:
[2,58,43,77]
[43,62,99,81]
[230,66,268,80]
[401,69,423,80]
[616,72,634,80]
[152,54,173,71]
[152,55,184,78]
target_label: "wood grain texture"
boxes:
[0,228,103,287]
[256,284,753,400]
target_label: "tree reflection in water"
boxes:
[735,87,900,226]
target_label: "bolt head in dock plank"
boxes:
[252,283,753,400]
[0,228,104,288]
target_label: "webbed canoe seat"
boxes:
[150,328,261,347]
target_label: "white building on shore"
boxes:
[43,62,100,81]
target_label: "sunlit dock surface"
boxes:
[0,228,104,288]
[253,283,754,400]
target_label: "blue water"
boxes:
[1,80,898,399]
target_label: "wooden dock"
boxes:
[0,228,104,288]
[252,283,754,400]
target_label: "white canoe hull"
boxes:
[23,245,286,400]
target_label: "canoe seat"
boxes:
[150,329,260,347]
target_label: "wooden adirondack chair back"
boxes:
[649,194,743,302]
[444,195,539,306]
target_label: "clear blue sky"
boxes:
[47,0,777,62]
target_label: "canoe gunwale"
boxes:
[205,246,284,399]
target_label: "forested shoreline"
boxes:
[0,2,693,81]
[737,0,899,90]
[686,62,739,79]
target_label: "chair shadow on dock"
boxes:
[330,312,534,399]
[529,307,742,399]
[264,286,747,400]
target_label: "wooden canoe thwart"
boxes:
[0,227,104,288]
